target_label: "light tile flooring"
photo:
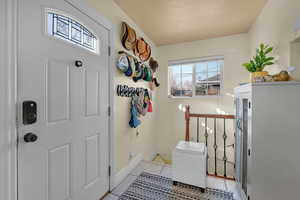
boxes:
[104,161,242,200]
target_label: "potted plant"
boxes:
[243,43,275,82]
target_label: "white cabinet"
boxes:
[234,82,300,200]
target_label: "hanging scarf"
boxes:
[129,97,141,128]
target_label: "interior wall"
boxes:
[156,34,249,162]
[290,42,300,77]
[85,0,300,174]
[249,0,300,78]
[86,0,158,172]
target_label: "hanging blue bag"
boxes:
[129,98,141,128]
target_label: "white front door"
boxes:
[18,0,110,200]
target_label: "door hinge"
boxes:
[248,148,251,156]
[108,106,111,117]
[108,46,111,56]
[108,166,111,177]
[248,102,251,109]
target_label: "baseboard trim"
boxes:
[144,152,158,162]
[112,153,143,189]
[111,152,157,190]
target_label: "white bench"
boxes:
[172,141,207,192]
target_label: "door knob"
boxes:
[24,133,38,143]
[75,60,83,67]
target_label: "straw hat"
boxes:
[133,38,150,61]
[121,22,137,50]
[139,43,151,61]
[134,38,147,56]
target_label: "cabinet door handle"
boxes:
[237,119,242,130]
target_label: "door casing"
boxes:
[0,1,116,200]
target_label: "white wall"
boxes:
[85,0,300,175]
[86,0,159,172]
[154,0,300,167]
[156,34,249,169]
[249,0,300,78]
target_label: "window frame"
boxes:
[168,56,224,99]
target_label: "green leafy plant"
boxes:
[243,43,275,72]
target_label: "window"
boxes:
[46,10,98,53]
[168,57,223,97]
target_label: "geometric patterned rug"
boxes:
[119,172,235,200]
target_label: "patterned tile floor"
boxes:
[104,161,242,200]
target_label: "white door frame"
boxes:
[0,1,116,200]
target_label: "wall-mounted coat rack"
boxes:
[117,84,148,97]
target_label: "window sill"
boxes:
[168,95,222,99]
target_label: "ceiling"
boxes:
[114,0,268,46]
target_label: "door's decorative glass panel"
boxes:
[71,21,82,42]
[56,15,69,38]
[83,29,95,49]
[47,11,98,53]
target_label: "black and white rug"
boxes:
[119,172,234,200]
